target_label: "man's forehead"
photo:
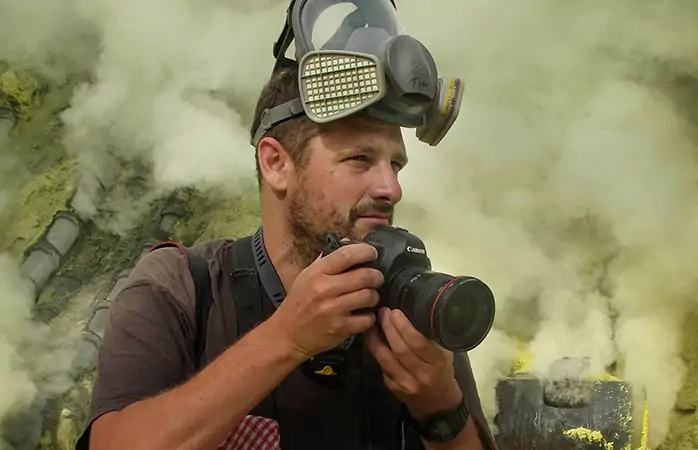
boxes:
[317,115,407,156]
[354,141,408,164]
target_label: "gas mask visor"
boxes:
[251,0,464,148]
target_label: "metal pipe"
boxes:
[86,304,110,340]
[71,240,155,378]
[44,211,81,257]
[160,205,185,234]
[19,241,61,300]
[70,333,101,377]
[106,269,131,303]
[70,300,113,377]
[18,211,82,300]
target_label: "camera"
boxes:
[322,226,495,352]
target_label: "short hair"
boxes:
[249,66,319,184]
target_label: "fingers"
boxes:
[319,243,378,275]
[326,267,383,297]
[378,308,430,374]
[329,288,380,314]
[344,313,376,335]
[384,309,443,365]
[365,326,411,378]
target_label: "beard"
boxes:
[288,177,394,269]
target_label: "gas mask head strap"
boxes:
[250,98,305,147]
[271,0,297,72]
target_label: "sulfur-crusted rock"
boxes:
[0,71,41,120]
[0,160,78,259]
[168,185,260,245]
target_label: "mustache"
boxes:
[350,202,395,221]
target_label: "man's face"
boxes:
[287,117,407,267]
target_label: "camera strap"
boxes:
[252,226,363,389]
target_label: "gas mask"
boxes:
[251,0,464,147]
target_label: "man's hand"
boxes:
[271,243,383,361]
[365,308,486,449]
[364,307,463,420]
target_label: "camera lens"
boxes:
[434,276,495,351]
[442,298,475,336]
[390,269,495,352]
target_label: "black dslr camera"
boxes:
[322,226,495,352]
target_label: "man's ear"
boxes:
[257,136,293,192]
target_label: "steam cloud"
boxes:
[1,0,698,447]
[0,255,77,447]
[396,0,698,445]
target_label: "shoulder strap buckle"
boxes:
[302,351,347,390]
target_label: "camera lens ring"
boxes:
[430,276,496,352]
[428,278,460,341]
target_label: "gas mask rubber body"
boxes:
[251,0,464,147]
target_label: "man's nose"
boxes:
[369,162,403,204]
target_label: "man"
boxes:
[76,2,497,449]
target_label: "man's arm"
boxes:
[87,283,304,450]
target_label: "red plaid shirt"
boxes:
[218,415,281,450]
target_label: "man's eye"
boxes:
[347,155,369,163]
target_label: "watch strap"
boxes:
[404,395,470,443]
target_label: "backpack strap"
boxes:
[229,235,279,420]
[229,235,266,338]
[150,238,277,419]
[149,242,213,371]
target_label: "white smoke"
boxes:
[0,254,77,447]
[396,0,698,445]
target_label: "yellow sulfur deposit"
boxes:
[0,159,78,258]
[510,341,533,375]
[0,70,41,119]
[640,400,649,450]
[564,427,614,450]
[561,399,650,450]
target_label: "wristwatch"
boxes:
[405,395,470,443]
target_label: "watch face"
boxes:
[435,421,454,439]
[410,396,469,443]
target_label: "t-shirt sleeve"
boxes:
[454,352,499,449]
[75,251,198,449]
